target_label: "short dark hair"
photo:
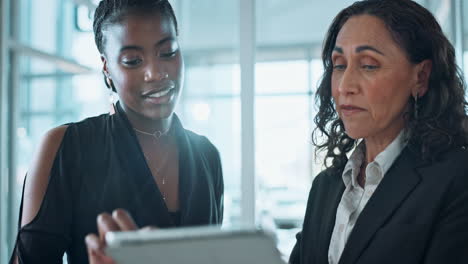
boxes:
[313,0,468,171]
[93,0,178,55]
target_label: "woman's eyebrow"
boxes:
[333,46,343,54]
[332,45,385,55]
[119,45,143,53]
[155,36,175,47]
[355,45,384,55]
[118,37,175,53]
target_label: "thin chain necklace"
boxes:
[133,127,171,200]
[133,126,169,140]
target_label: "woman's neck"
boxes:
[364,126,403,163]
[121,103,173,134]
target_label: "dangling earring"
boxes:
[414,92,419,120]
[103,71,116,114]
[109,90,116,115]
[103,71,112,89]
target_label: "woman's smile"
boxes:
[142,87,176,104]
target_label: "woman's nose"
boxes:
[144,62,168,82]
[337,67,359,95]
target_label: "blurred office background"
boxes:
[0,0,466,262]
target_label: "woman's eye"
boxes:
[333,64,346,70]
[159,50,177,58]
[362,64,379,70]
[121,58,142,67]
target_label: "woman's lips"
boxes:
[340,104,365,116]
[141,80,177,105]
[142,87,175,105]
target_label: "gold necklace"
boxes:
[133,127,169,140]
[134,127,171,200]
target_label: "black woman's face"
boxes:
[102,12,184,120]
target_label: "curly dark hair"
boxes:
[92,0,178,91]
[313,0,468,172]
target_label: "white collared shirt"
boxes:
[327,130,406,264]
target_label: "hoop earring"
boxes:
[103,72,115,91]
[109,90,116,115]
[104,75,111,88]
[103,71,116,114]
[414,93,419,120]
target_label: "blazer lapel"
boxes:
[338,147,423,264]
[317,173,346,263]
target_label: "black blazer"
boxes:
[290,146,468,264]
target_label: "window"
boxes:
[1,0,465,263]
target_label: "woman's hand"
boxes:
[85,209,138,264]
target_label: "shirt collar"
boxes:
[342,130,407,188]
[373,129,407,176]
[343,141,365,188]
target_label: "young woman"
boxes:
[10,1,224,263]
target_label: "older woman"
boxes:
[290,1,468,264]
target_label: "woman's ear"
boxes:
[101,54,109,77]
[413,59,432,97]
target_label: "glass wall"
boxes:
[175,0,242,228]
[1,0,104,262]
[0,0,465,262]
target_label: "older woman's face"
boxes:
[331,15,421,141]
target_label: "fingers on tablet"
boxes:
[97,213,120,241]
[85,233,102,251]
[112,208,138,231]
[86,233,115,264]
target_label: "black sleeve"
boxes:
[201,136,224,225]
[214,147,224,224]
[423,164,468,264]
[288,171,333,264]
[10,126,79,264]
[289,179,318,264]
[289,231,302,264]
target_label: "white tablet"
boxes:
[105,225,286,264]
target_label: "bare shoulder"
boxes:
[21,125,69,227]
